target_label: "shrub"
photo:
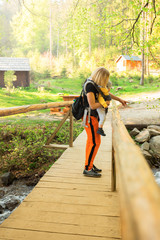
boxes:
[0,120,83,177]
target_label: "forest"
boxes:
[0,0,160,81]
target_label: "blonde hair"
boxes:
[91,67,110,87]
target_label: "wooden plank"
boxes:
[13,200,120,217]
[0,228,120,240]
[112,100,160,240]
[40,176,111,187]
[38,178,111,189]
[1,217,121,238]
[44,144,69,149]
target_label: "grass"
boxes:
[38,77,84,94]
[0,88,62,108]
[1,75,160,109]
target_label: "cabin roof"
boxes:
[0,57,30,71]
[116,55,142,63]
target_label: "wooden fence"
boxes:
[112,100,160,240]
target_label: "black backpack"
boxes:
[72,79,111,120]
[72,90,85,120]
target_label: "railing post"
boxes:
[69,106,73,147]
[111,146,116,192]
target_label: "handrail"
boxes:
[0,101,74,147]
[112,100,160,240]
[0,101,73,117]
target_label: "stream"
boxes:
[0,179,34,224]
[153,168,160,186]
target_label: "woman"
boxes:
[83,67,128,177]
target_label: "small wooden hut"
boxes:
[116,55,142,71]
[0,57,30,88]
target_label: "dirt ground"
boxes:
[113,91,160,125]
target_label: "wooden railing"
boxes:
[112,100,160,240]
[0,101,74,147]
[0,101,73,117]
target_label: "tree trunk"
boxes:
[49,0,52,67]
[140,0,145,86]
[57,24,59,59]
[89,21,91,57]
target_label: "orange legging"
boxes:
[84,116,101,170]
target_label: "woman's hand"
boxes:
[109,93,129,107]
[119,98,129,107]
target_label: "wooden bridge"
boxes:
[0,101,160,240]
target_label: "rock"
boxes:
[135,129,150,143]
[141,150,155,167]
[1,172,16,186]
[0,205,4,214]
[26,178,39,186]
[5,198,21,211]
[130,128,140,137]
[149,136,160,159]
[141,142,149,151]
[116,87,123,90]
[148,129,160,137]
[142,150,153,161]
[0,189,5,198]
[147,125,160,132]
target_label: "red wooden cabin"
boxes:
[116,55,142,72]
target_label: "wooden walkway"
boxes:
[0,119,121,240]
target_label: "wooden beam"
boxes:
[46,110,70,145]
[112,100,160,240]
[0,101,73,117]
[44,144,69,149]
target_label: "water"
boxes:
[153,169,160,186]
[0,180,34,224]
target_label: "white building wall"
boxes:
[117,59,126,71]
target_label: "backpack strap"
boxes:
[83,79,111,102]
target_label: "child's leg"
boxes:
[97,107,106,128]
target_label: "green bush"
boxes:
[0,120,83,176]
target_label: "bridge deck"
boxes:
[0,119,121,240]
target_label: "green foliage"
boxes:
[0,119,83,176]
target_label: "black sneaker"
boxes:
[83,169,101,178]
[93,164,102,172]
[97,128,106,136]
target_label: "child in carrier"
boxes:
[97,80,112,136]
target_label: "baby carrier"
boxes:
[72,79,111,127]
